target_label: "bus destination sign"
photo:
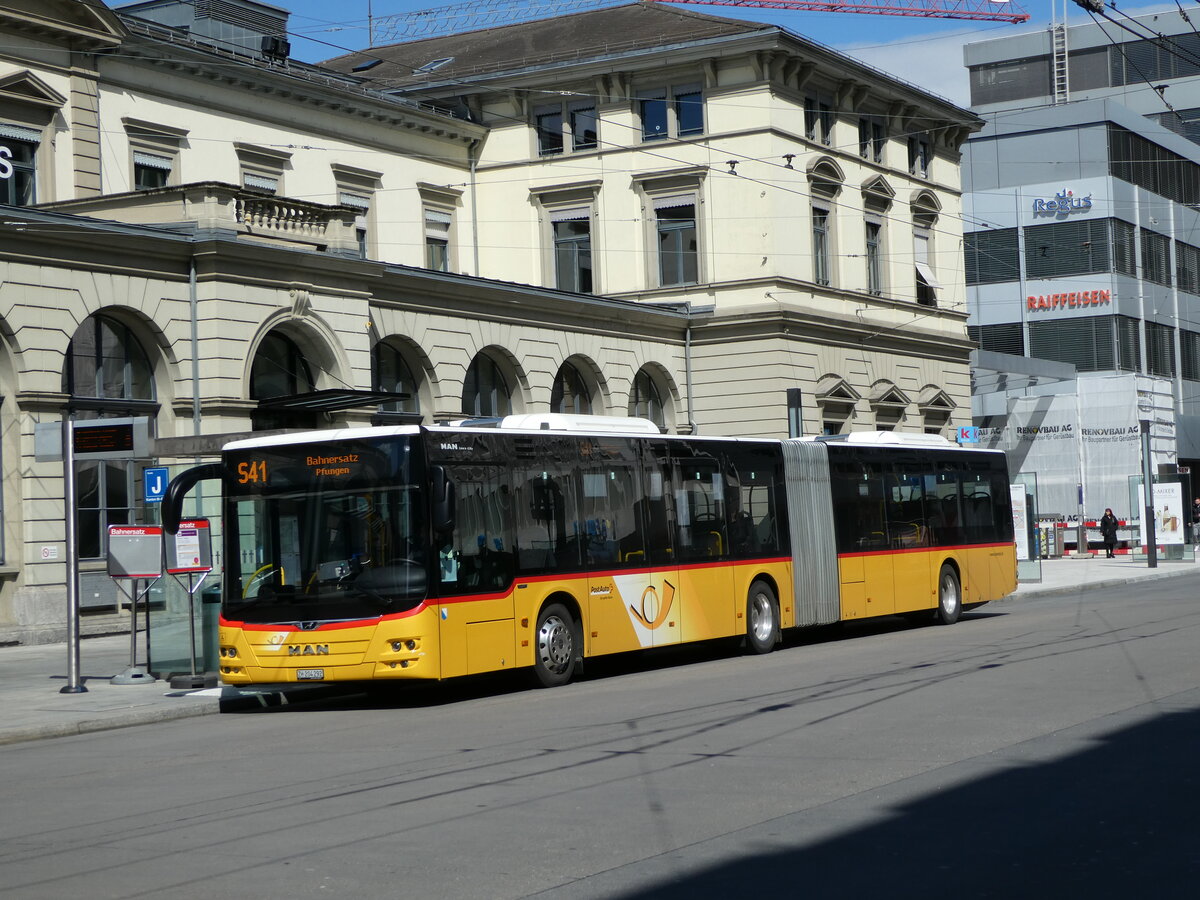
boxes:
[308,453,359,478]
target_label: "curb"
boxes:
[0,699,221,747]
[1004,564,1195,603]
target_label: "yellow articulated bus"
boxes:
[162,414,1016,688]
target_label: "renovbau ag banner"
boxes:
[979,377,1147,523]
[981,394,1082,520]
[1078,376,1142,524]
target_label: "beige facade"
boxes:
[331,1,980,438]
[0,0,979,644]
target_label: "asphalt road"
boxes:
[3,576,1200,899]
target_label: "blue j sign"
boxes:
[144,466,169,504]
[957,426,980,444]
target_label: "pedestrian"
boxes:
[1099,507,1119,558]
[1193,498,1200,543]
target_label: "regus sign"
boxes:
[0,145,12,180]
[1032,188,1093,218]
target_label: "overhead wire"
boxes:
[40,2,1188,308]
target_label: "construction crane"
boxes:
[369,0,1030,44]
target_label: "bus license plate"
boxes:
[296,668,325,681]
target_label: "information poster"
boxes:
[1010,484,1029,561]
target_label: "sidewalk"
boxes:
[1,553,1195,747]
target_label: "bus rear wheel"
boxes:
[935,564,962,625]
[533,603,578,688]
[746,581,778,654]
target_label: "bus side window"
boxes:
[440,466,514,593]
[513,460,584,577]
[675,461,724,561]
[722,443,785,557]
[832,459,888,553]
[640,453,674,567]
[886,467,929,548]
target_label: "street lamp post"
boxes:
[1141,419,1158,569]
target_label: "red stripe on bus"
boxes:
[221,556,794,629]
[838,541,1014,560]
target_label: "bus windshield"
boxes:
[224,436,428,624]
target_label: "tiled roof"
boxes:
[321,1,770,89]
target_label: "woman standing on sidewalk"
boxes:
[1099,508,1119,558]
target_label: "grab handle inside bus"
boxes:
[431,465,456,535]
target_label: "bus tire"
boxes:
[533,603,578,688]
[746,581,779,654]
[935,564,962,626]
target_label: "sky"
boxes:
[128,0,1177,108]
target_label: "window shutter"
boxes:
[548,206,591,223]
[133,151,172,171]
[0,123,41,142]
[653,194,695,211]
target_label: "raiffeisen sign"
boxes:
[1032,188,1093,218]
[1027,289,1112,312]
[0,145,12,181]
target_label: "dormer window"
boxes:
[414,57,454,75]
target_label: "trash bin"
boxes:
[1039,524,1065,558]
[200,580,221,674]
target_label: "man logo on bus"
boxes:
[630,580,675,630]
[288,644,329,655]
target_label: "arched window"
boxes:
[551,361,592,415]
[63,314,153,404]
[63,314,156,559]
[462,353,512,418]
[913,192,942,307]
[861,177,894,298]
[808,159,843,289]
[373,341,421,419]
[250,331,317,431]
[628,368,664,428]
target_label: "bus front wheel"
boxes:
[935,565,962,626]
[533,603,578,688]
[746,581,779,654]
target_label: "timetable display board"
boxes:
[106,525,163,579]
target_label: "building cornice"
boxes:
[107,22,485,149]
[0,0,125,52]
[388,28,978,128]
[690,303,974,363]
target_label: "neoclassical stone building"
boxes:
[0,0,979,644]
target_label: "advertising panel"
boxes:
[1137,482,1185,546]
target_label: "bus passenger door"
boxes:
[887,466,931,615]
[638,442,682,648]
[831,456,892,620]
[435,461,516,678]
[581,440,680,653]
[672,446,734,642]
[582,446,648,654]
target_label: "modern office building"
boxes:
[962,11,1200,523]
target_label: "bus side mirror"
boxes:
[431,465,455,535]
[163,463,223,533]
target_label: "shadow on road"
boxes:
[616,705,1200,898]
